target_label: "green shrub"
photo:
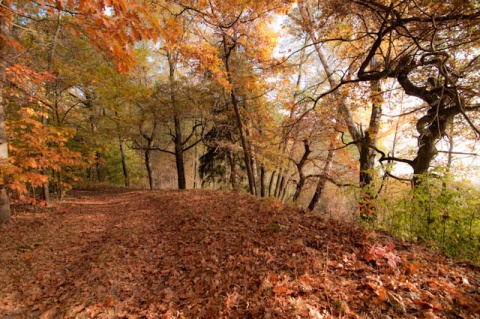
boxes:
[373,173,480,264]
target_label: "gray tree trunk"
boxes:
[222,34,256,195]
[0,19,11,222]
[308,145,334,211]
[119,138,130,187]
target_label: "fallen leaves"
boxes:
[0,187,479,318]
[364,242,402,269]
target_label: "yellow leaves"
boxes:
[181,42,231,90]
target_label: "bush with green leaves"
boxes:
[373,173,480,264]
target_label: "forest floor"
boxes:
[0,187,479,319]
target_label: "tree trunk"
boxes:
[268,171,276,197]
[145,147,154,190]
[358,75,383,217]
[293,173,306,203]
[174,115,186,189]
[446,130,454,172]
[167,52,187,190]
[281,182,288,202]
[222,35,256,195]
[260,165,266,197]
[277,176,285,200]
[0,19,11,221]
[228,150,238,190]
[293,140,311,202]
[359,76,382,186]
[193,133,199,189]
[95,152,103,182]
[393,56,460,186]
[411,106,454,180]
[298,2,385,213]
[273,171,281,198]
[231,89,255,194]
[41,115,51,206]
[308,145,334,211]
[249,140,259,196]
[0,188,10,222]
[119,138,130,187]
[56,170,64,201]
[40,12,61,206]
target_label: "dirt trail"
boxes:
[0,188,479,318]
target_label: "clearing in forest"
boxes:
[0,188,479,318]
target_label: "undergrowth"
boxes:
[370,173,480,264]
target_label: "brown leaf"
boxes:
[387,291,406,314]
[104,296,115,307]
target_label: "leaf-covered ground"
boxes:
[0,188,479,319]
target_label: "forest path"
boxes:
[0,187,479,318]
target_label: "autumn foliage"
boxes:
[0,2,479,318]
[5,107,86,203]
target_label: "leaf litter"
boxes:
[0,187,478,318]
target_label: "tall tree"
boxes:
[319,0,480,185]
[176,0,288,195]
[293,0,385,212]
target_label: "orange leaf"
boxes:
[104,296,115,307]
[273,284,293,295]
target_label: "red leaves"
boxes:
[364,242,402,269]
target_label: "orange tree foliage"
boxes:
[29,0,161,72]
[5,107,87,203]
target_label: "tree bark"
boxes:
[0,19,11,222]
[293,140,312,202]
[222,34,256,195]
[358,74,383,217]
[228,150,238,190]
[193,134,199,189]
[41,11,62,206]
[249,140,259,196]
[167,52,187,190]
[391,56,460,186]
[145,147,154,190]
[274,170,282,198]
[267,170,276,197]
[119,138,130,187]
[359,74,382,186]
[308,145,334,211]
[41,114,51,206]
[174,115,186,189]
[277,176,285,200]
[260,165,266,197]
